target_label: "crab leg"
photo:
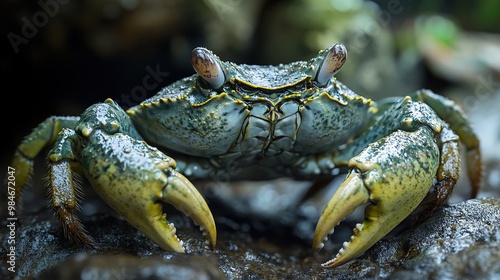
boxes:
[80,130,216,252]
[314,126,440,268]
[11,116,80,212]
[47,128,98,247]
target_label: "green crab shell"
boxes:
[128,77,373,160]
[127,45,371,160]
[127,77,249,157]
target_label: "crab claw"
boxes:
[81,130,216,252]
[313,127,440,268]
[149,165,217,252]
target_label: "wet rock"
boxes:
[40,253,225,280]
[1,197,499,279]
[361,198,500,279]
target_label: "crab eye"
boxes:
[191,47,225,89]
[315,43,347,86]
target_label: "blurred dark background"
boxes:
[2,0,500,195]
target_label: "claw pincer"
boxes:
[81,130,216,252]
[314,127,439,267]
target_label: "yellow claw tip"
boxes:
[162,170,217,250]
[313,172,369,252]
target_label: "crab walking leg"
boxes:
[80,130,216,252]
[11,116,80,211]
[47,128,98,247]
[314,126,440,268]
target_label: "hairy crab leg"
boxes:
[10,116,80,212]
[48,128,98,247]
[314,126,441,268]
[80,130,216,252]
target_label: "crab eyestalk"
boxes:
[81,130,216,252]
[191,47,225,89]
[314,127,439,268]
[315,43,347,86]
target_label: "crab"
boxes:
[11,43,482,268]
